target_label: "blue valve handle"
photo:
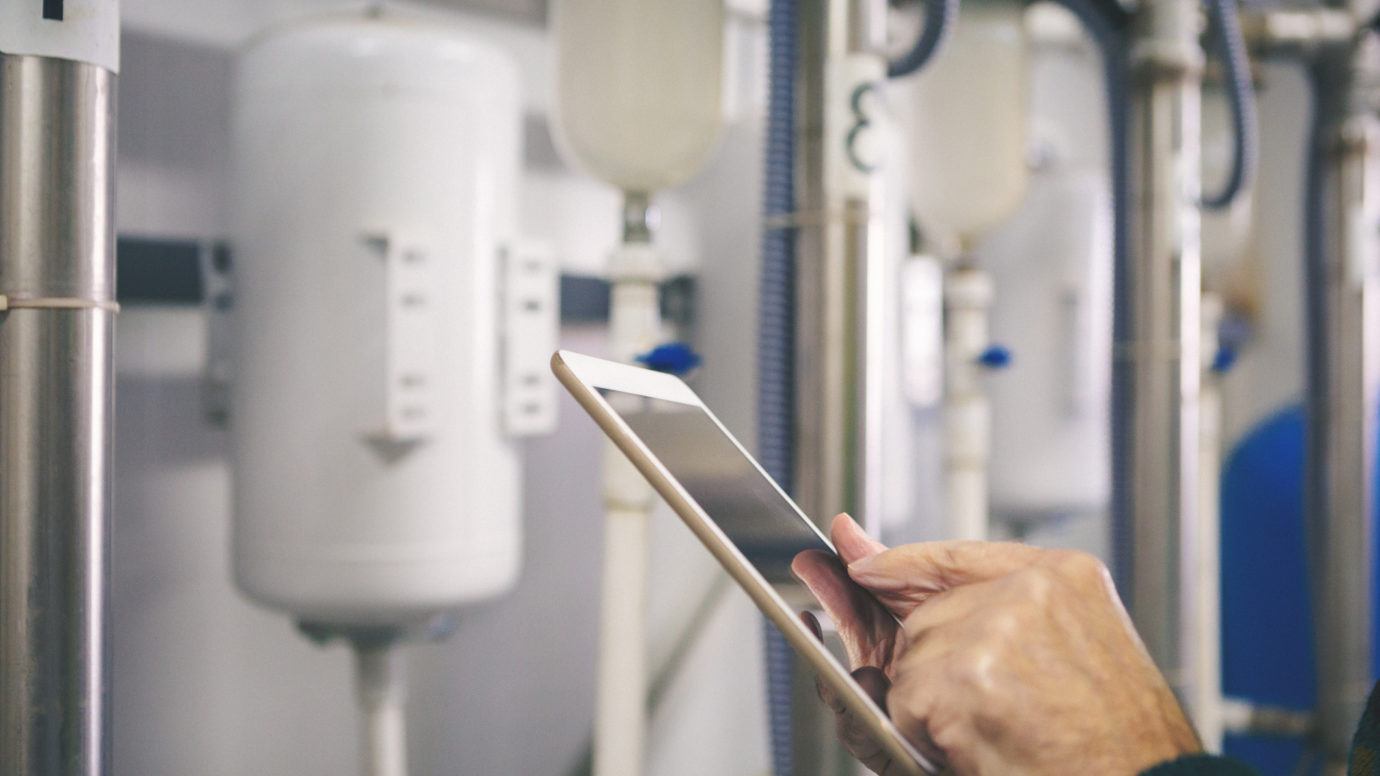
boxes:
[635,342,702,376]
[976,345,1012,370]
[1211,346,1238,375]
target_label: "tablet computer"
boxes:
[552,349,936,776]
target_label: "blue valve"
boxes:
[976,345,1012,370]
[1210,346,1238,374]
[636,342,702,376]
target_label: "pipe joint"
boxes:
[1130,0,1206,81]
[1240,8,1357,60]
[1336,112,1380,157]
[621,191,658,245]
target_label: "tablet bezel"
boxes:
[552,349,936,776]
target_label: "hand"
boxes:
[791,514,1201,776]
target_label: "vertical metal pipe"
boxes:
[1115,0,1203,708]
[790,0,887,772]
[0,53,116,776]
[795,0,857,528]
[794,0,885,536]
[1305,36,1380,769]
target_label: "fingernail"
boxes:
[847,557,905,590]
[847,554,879,575]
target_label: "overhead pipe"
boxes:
[0,52,117,776]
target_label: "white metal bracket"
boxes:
[362,230,439,443]
[201,243,234,425]
[500,239,559,437]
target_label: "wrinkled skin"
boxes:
[790,514,1201,776]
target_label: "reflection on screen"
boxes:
[598,389,836,584]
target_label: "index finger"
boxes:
[847,540,1045,594]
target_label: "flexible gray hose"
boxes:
[759,0,800,772]
[1202,0,1258,209]
[889,0,960,78]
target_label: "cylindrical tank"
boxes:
[892,0,1029,250]
[230,12,523,627]
[551,0,725,193]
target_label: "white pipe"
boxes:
[594,204,663,776]
[353,643,408,776]
[1193,293,1225,751]
[943,266,994,540]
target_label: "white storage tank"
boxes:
[891,0,1029,251]
[229,12,525,627]
[551,0,725,193]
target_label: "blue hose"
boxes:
[888,0,960,78]
[759,0,799,773]
[1202,0,1258,210]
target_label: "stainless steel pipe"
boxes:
[789,0,888,772]
[0,53,117,776]
[1117,0,1204,709]
[793,0,886,531]
[1305,36,1380,768]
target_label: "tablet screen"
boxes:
[598,389,836,584]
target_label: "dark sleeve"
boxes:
[1350,680,1380,775]
[1138,755,1259,775]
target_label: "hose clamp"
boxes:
[0,294,120,313]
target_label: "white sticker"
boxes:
[0,0,120,73]
[826,53,887,200]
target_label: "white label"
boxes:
[0,0,120,72]
[825,53,887,200]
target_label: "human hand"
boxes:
[791,514,1200,776]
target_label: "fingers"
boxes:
[813,661,897,775]
[791,550,860,635]
[830,513,887,566]
[847,540,1044,594]
[836,667,898,774]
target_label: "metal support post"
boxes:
[1305,34,1380,771]
[1115,0,1204,710]
[789,0,888,772]
[0,52,117,776]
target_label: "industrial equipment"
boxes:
[229,11,555,776]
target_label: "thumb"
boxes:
[847,540,1044,594]
[829,513,886,566]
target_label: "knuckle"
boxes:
[982,608,1022,641]
[953,649,995,690]
[1016,565,1057,606]
[887,675,930,731]
[1056,549,1110,584]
